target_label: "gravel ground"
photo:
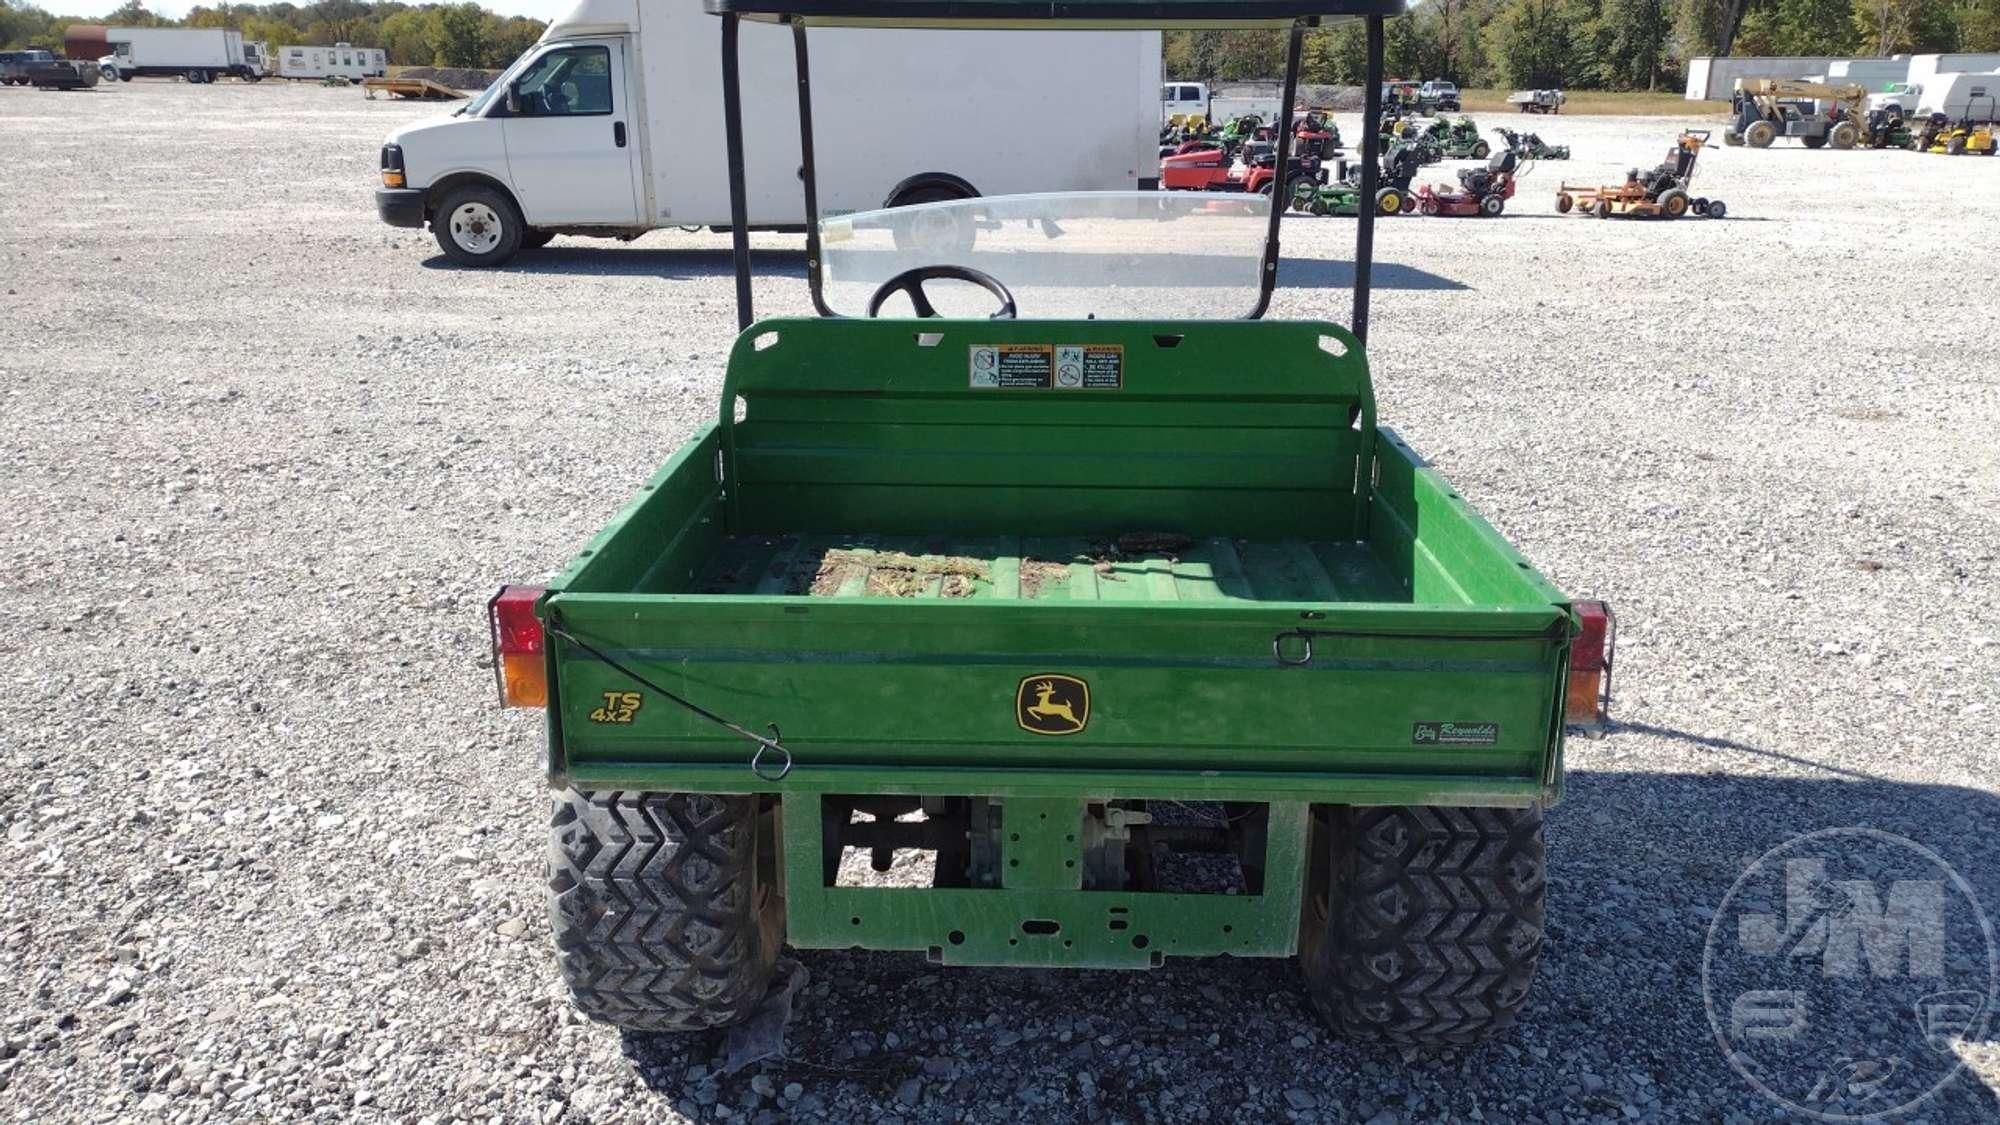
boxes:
[3,81,1997,1125]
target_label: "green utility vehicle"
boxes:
[491,0,1613,1049]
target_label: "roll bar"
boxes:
[707,0,1390,344]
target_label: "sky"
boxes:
[61,0,573,20]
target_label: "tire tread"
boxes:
[547,790,778,1032]
[1302,804,1545,1047]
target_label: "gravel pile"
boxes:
[1,83,1996,1123]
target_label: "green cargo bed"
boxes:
[540,318,1576,808]
[685,533,1409,603]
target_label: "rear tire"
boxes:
[1299,805,1546,1047]
[1659,189,1688,219]
[549,790,782,1032]
[1555,192,1573,214]
[1471,140,1489,159]
[1479,193,1504,217]
[1828,121,1857,149]
[1744,121,1776,148]
[1374,186,1403,215]
[1946,136,1966,155]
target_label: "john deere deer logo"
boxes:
[1016,674,1089,736]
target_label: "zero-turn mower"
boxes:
[1918,97,1998,155]
[1556,129,1727,219]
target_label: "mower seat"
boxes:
[1456,149,1518,194]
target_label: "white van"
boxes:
[375,0,1160,266]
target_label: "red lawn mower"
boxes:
[1160,141,1235,190]
[1414,148,1525,217]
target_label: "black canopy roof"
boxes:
[703,0,1402,27]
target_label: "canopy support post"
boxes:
[721,11,754,330]
[791,19,834,316]
[1251,21,1305,319]
[1353,14,1383,344]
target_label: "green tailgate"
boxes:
[539,318,1575,808]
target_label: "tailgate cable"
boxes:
[545,621,792,781]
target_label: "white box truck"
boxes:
[276,43,387,81]
[96,27,265,84]
[374,0,1160,266]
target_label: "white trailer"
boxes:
[1686,56,1861,101]
[98,28,264,83]
[1821,58,1911,88]
[374,0,1160,267]
[276,43,388,81]
[1914,72,2000,120]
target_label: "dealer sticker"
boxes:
[1412,721,1500,747]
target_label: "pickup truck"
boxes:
[0,49,56,85]
[489,0,1611,1051]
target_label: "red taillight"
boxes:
[1566,600,1614,733]
[488,585,547,708]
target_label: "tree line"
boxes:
[1167,0,2000,92]
[0,0,547,69]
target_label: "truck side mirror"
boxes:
[505,84,520,115]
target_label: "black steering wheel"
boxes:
[866,265,1016,320]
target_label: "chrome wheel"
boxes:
[448,202,504,255]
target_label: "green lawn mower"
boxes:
[1428,115,1490,159]
[1379,120,1443,166]
[1290,143,1422,216]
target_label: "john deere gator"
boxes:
[489,0,1614,1049]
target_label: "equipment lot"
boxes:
[2,80,1997,1121]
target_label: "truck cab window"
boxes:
[510,46,613,117]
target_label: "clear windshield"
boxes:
[819,191,1271,320]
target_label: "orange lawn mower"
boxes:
[1556,129,1728,220]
